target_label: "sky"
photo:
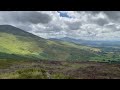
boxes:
[0,11,120,41]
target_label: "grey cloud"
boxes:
[48,25,63,32]
[87,11,101,15]
[77,11,101,16]
[77,11,108,26]
[34,24,63,33]
[65,21,81,30]
[18,12,52,24]
[77,11,101,15]
[0,11,52,24]
[94,18,109,26]
[103,11,120,21]
[105,24,120,32]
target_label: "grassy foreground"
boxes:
[0,60,120,79]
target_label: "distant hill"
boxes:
[0,25,101,61]
[50,37,120,48]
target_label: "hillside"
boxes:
[0,25,101,61]
[1,25,120,79]
[50,37,120,48]
[0,60,120,79]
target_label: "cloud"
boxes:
[65,21,81,30]
[93,18,109,26]
[103,11,120,21]
[0,11,120,40]
[0,11,52,24]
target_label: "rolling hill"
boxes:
[0,25,101,61]
[50,37,120,48]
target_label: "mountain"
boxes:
[0,25,101,61]
[50,37,78,42]
[50,37,120,48]
[50,37,84,44]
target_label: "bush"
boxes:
[0,68,74,79]
[15,68,48,79]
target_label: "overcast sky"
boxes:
[0,11,120,41]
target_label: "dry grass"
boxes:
[0,60,120,79]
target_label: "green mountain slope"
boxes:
[0,25,101,61]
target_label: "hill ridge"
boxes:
[0,25,101,61]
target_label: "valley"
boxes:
[0,25,120,79]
